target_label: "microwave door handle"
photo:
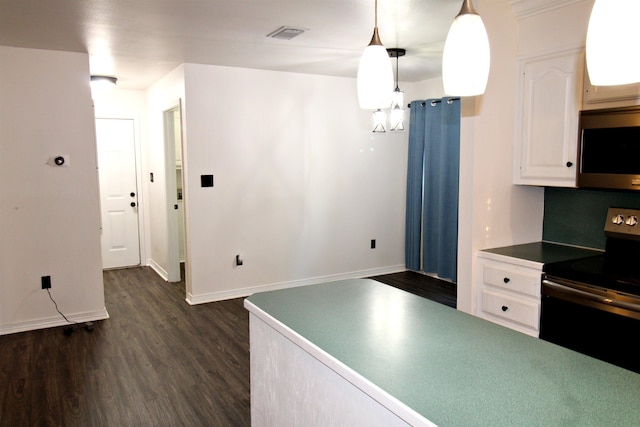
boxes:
[542,279,640,313]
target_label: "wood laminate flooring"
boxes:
[371,270,457,309]
[0,267,456,426]
[0,267,250,427]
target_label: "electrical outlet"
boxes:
[371,239,376,249]
[41,276,51,289]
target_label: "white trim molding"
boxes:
[185,264,406,305]
[509,0,591,19]
[0,308,109,336]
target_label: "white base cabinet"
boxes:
[477,251,542,337]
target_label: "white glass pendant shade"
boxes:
[442,1,490,96]
[586,0,640,86]
[372,108,387,133]
[357,30,394,109]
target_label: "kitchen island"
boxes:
[244,279,640,426]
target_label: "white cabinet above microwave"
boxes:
[583,71,640,111]
[513,48,583,187]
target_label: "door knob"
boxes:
[131,202,136,207]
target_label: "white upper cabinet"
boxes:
[513,48,583,187]
[583,71,640,110]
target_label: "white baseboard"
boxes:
[185,265,406,305]
[0,308,110,336]
[148,259,169,281]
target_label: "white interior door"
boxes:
[96,118,141,269]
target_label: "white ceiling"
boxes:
[0,0,462,90]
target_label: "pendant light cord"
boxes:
[395,54,399,91]
[374,0,378,28]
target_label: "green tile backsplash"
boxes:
[543,187,640,250]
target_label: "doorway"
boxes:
[96,118,141,269]
[163,105,186,282]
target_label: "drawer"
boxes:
[481,289,540,330]
[483,264,540,297]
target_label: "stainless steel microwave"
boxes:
[578,106,640,191]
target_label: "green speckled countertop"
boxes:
[246,279,640,426]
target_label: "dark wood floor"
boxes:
[371,270,457,309]
[0,267,455,426]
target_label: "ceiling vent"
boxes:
[266,26,308,40]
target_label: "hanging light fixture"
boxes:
[442,0,490,96]
[586,0,640,86]
[388,48,406,131]
[357,0,394,110]
[372,109,387,133]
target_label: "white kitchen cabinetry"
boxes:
[583,71,640,110]
[513,48,584,187]
[477,251,542,337]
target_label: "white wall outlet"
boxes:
[47,154,70,167]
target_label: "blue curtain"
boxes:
[405,98,460,282]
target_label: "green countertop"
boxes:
[245,279,640,426]
[481,241,602,264]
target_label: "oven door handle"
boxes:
[542,279,640,313]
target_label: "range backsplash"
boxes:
[543,187,640,250]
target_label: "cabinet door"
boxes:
[514,49,583,187]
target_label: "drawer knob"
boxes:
[501,305,509,312]
[503,277,510,284]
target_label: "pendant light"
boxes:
[442,0,490,96]
[388,48,406,131]
[586,0,640,86]
[357,0,394,110]
[372,109,387,133]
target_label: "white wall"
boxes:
[181,64,407,303]
[411,77,446,100]
[0,47,107,334]
[145,66,186,280]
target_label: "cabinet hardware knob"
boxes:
[566,161,573,167]
[501,306,509,312]
[503,277,510,283]
[130,192,136,197]
[130,202,136,207]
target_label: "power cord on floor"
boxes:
[46,288,95,336]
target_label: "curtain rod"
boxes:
[407,97,460,108]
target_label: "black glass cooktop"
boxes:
[544,252,640,296]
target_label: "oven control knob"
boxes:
[612,214,625,225]
[626,216,638,226]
